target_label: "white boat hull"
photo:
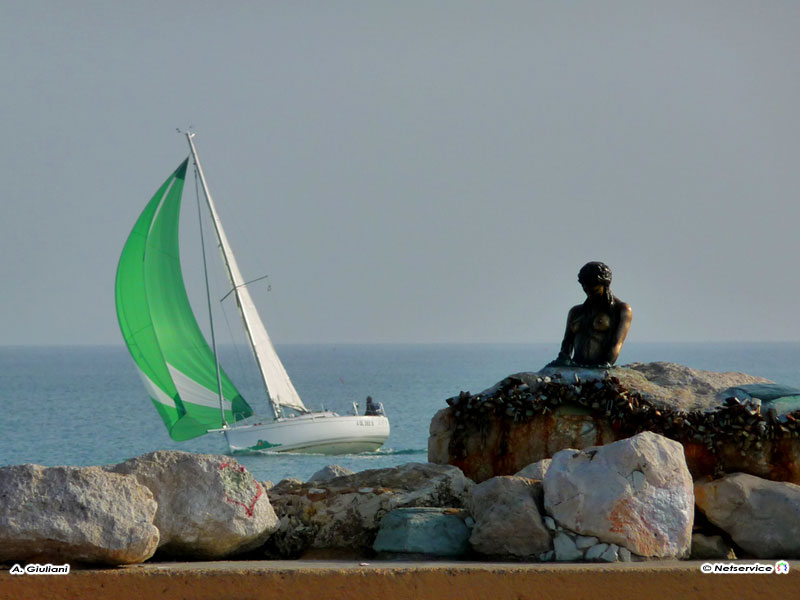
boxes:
[222,412,390,454]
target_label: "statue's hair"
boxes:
[578,261,614,305]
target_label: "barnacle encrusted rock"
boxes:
[429,362,800,484]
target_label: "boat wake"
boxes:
[371,447,427,456]
[230,447,426,458]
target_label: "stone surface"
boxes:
[599,543,619,562]
[695,473,800,558]
[690,533,737,560]
[308,465,355,483]
[543,432,694,558]
[515,458,551,480]
[575,535,599,550]
[468,476,551,558]
[585,543,609,561]
[373,508,470,556]
[539,549,555,561]
[553,532,582,561]
[265,462,473,557]
[107,451,278,559]
[0,464,159,565]
[429,362,800,484]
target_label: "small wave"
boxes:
[229,448,282,456]
[370,448,427,456]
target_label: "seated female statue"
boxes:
[551,261,632,368]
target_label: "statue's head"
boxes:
[578,261,613,299]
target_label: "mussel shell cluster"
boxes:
[444,373,800,453]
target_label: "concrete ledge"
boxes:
[2,560,798,600]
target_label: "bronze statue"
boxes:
[550,261,632,368]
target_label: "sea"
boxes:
[2,342,800,484]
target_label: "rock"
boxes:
[606,362,771,412]
[690,533,737,560]
[599,543,619,562]
[543,432,693,558]
[308,464,355,482]
[468,476,551,558]
[575,535,599,550]
[695,473,800,558]
[553,532,582,561]
[0,465,159,565]
[515,458,551,480]
[373,507,470,557]
[265,462,472,557]
[429,362,800,484]
[618,546,632,562]
[107,451,278,559]
[585,543,609,561]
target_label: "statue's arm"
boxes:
[557,306,580,361]
[606,303,633,364]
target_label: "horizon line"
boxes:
[4,340,800,348]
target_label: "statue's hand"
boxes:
[546,354,575,368]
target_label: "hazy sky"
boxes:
[2,1,799,345]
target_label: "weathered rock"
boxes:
[585,543,609,561]
[308,465,355,482]
[373,507,470,556]
[694,473,800,558]
[599,543,620,562]
[690,533,737,559]
[552,532,582,561]
[543,432,694,558]
[429,362,800,484]
[605,362,771,412]
[575,535,599,550]
[429,399,616,485]
[0,465,159,565]
[515,458,551,480]
[265,462,472,557]
[107,451,277,559]
[543,516,556,531]
[468,476,551,558]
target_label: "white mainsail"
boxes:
[186,133,308,416]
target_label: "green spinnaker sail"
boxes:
[115,159,253,441]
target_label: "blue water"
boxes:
[2,343,799,483]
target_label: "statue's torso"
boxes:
[569,303,617,365]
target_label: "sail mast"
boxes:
[193,167,228,427]
[185,133,308,419]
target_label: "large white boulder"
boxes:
[0,464,159,565]
[515,458,551,480]
[695,473,800,558]
[543,431,693,558]
[108,450,278,558]
[469,476,551,558]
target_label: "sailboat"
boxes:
[115,132,390,454]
